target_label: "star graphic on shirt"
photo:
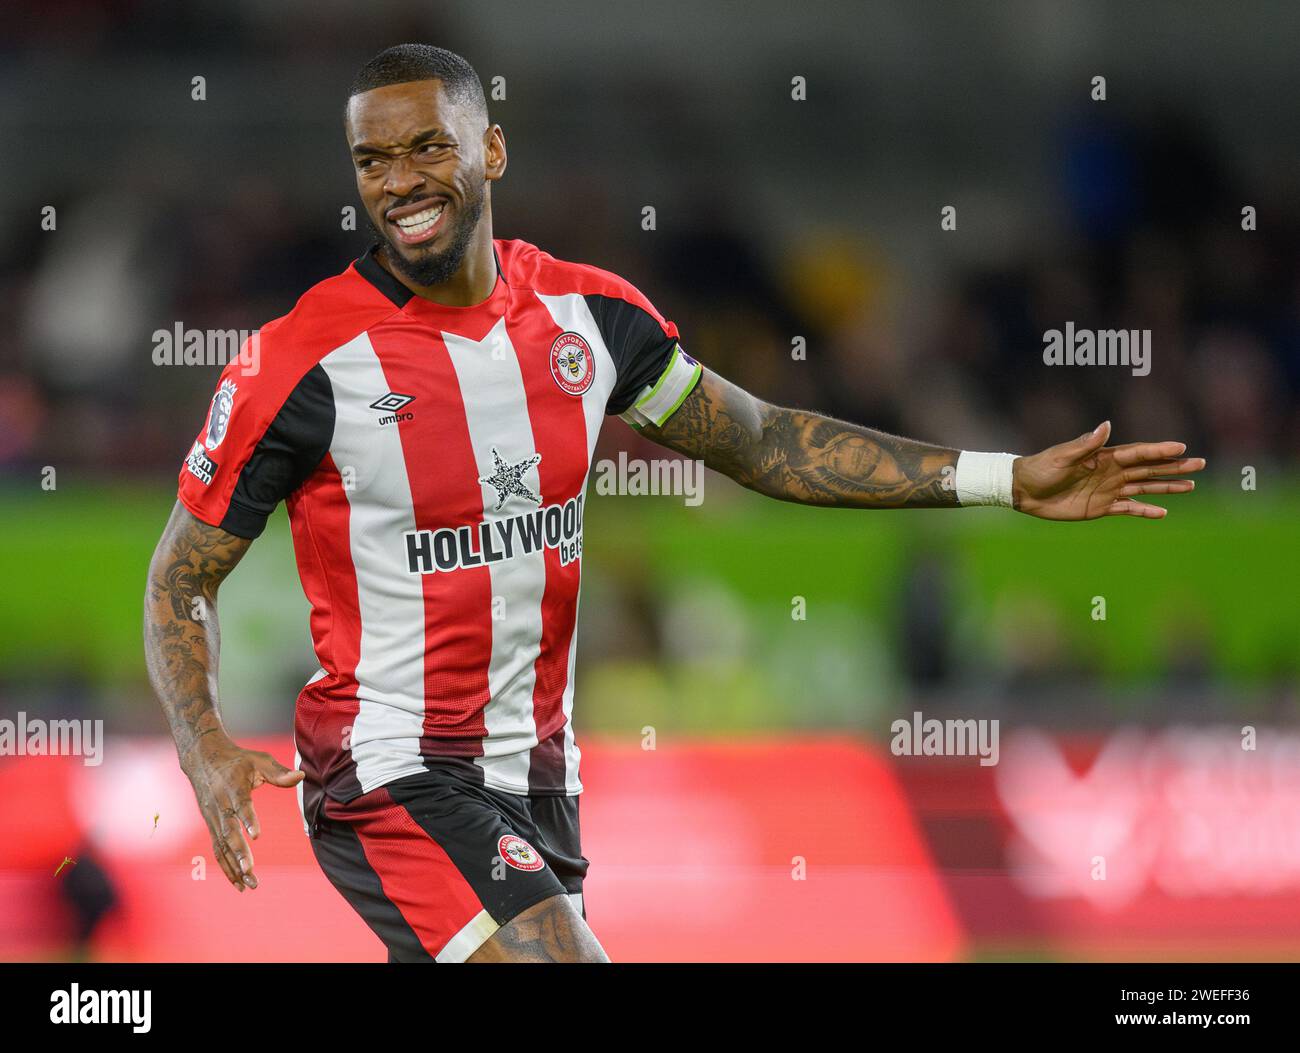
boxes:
[478,447,542,511]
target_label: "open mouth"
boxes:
[387,199,447,245]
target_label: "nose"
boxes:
[383,155,425,200]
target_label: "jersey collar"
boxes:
[353,243,508,319]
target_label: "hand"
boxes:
[1012,421,1205,520]
[181,733,304,891]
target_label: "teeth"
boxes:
[395,204,444,233]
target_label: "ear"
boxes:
[484,124,507,182]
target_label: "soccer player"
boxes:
[144,44,1204,963]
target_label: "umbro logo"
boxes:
[371,392,415,425]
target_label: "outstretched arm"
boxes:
[642,367,958,508]
[144,501,303,891]
[638,368,1204,519]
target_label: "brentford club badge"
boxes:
[549,331,595,396]
[498,834,545,872]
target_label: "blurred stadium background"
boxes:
[1,0,1299,960]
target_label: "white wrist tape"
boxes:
[954,451,1019,508]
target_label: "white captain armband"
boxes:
[618,345,703,429]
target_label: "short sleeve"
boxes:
[177,342,334,539]
[584,288,701,427]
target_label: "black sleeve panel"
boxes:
[585,293,679,415]
[222,364,335,539]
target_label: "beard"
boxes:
[370,182,487,287]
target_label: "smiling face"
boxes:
[345,79,506,288]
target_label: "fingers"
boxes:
[204,806,253,890]
[1110,441,1185,466]
[207,820,245,887]
[1110,440,1208,469]
[1106,499,1168,519]
[194,784,244,888]
[1121,457,1206,481]
[252,751,306,789]
[1120,480,1196,497]
[216,806,258,889]
[236,799,262,841]
[1060,420,1111,462]
[198,781,258,889]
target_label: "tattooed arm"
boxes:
[640,369,959,508]
[640,369,1205,518]
[144,502,303,891]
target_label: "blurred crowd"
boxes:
[3,112,1299,475]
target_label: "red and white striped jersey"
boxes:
[177,239,701,823]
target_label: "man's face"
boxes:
[345,79,504,286]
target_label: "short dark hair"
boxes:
[347,44,487,123]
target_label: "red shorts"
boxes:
[309,767,588,962]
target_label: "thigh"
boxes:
[467,892,609,963]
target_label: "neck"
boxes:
[377,218,497,307]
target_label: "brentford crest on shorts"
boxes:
[498,834,545,871]
[549,331,595,395]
